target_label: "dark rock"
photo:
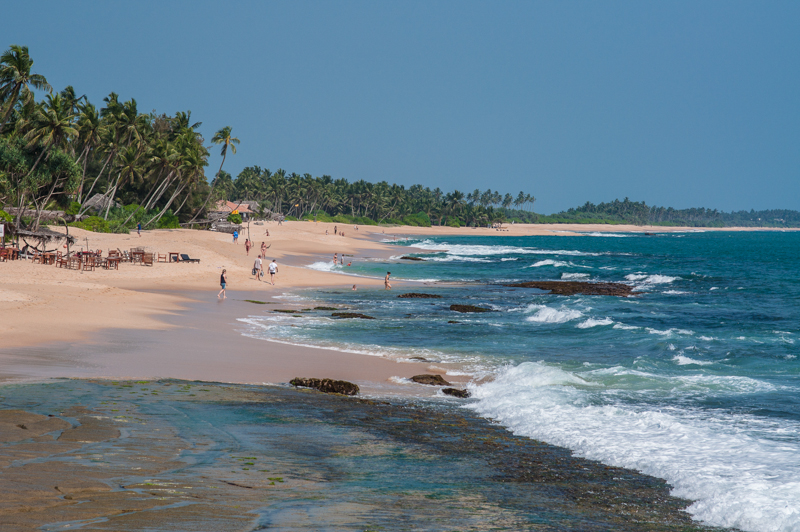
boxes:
[450,304,492,313]
[447,320,460,324]
[273,309,301,313]
[411,374,450,386]
[400,256,425,261]
[502,281,638,297]
[314,306,339,311]
[331,312,376,320]
[244,300,273,305]
[442,388,470,398]
[409,356,428,361]
[398,293,442,299]
[289,378,360,396]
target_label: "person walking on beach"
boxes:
[260,241,267,257]
[137,222,141,237]
[384,272,391,290]
[218,269,227,299]
[245,239,251,256]
[233,230,239,244]
[334,225,337,235]
[268,259,278,285]
[253,255,263,281]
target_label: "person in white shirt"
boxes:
[253,255,263,281]
[268,259,278,285]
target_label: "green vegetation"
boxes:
[2,44,797,232]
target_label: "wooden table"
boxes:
[168,252,180,263]
[42,252,56,265]
[105,257,121,270]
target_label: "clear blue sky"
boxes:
[7,1,799,213]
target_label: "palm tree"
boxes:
[189,126,239,222]
[0,45,52,134]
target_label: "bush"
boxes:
[227,213,242,224]
[69,216,110,233]
[157,212,180,229]
[0,210,12,224]
[285,215,299,221]
[445,217,462,228]
[402,212,432,227]
[65,202,82,215]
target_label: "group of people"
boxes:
[243,238,269,258]
[252,255,279,284]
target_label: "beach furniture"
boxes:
[168,252,180,263]
[142,253,154,266]
[131,250,144,264]
[105,256,121,270]
[179,253,200,263]
[82,255,95,271]
[157,253,167,263]
[0,249,6,262]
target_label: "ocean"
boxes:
[239,231,800,532]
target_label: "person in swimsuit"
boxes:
[218,269,227,299]
[268,259,278,285]
[260,241,267,257]
[384,272,391,290]
[245,239,251,256]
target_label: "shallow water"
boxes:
[0,379,714,531]
[240,231,800,532]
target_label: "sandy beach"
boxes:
[0,221,792,388]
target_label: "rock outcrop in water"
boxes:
[400,256,425,261]
[398,293,442,299]
[450,304,492,313]
[411,374,450,386]
[503,281,638,297]
[289,378,360,396]
[331,312,376,319]
[442,388,470,398]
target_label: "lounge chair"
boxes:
[179,254,200,263]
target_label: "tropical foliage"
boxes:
[0,44,214,233]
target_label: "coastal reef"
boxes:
[450,304,493,313]
[503,280,638,297]
[442,387,471,398]
[331,312,376,319]
[400,256,425,261]
[0,380,722,531]
[289,378,360,396]
[411,374,450,386]
[398,293,442,299]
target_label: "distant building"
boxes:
[209,200,255,221]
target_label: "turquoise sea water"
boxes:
[240,231,800,532]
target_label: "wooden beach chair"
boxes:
[142,253,154,266]
[157,252,167,263]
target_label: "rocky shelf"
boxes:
[398,293,442,299]
[503,281,638,297]
[450,304,493,313]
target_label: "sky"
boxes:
[6,0,799,214]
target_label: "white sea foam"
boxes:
[613,323,640,330]
[408,240,600,257]
[577,232,632,237]
[561,272,590,280]
[625,273,680,287]
[576,317,613,329]
[647,328,694,337]
[672,354,714,366]
[469,362,800,532]
[500,257,519,261]
[524,305,583,324]
[427,255,492,263]
[663,290,689,295]
[530,259,571,268]
[698,336,718,341]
